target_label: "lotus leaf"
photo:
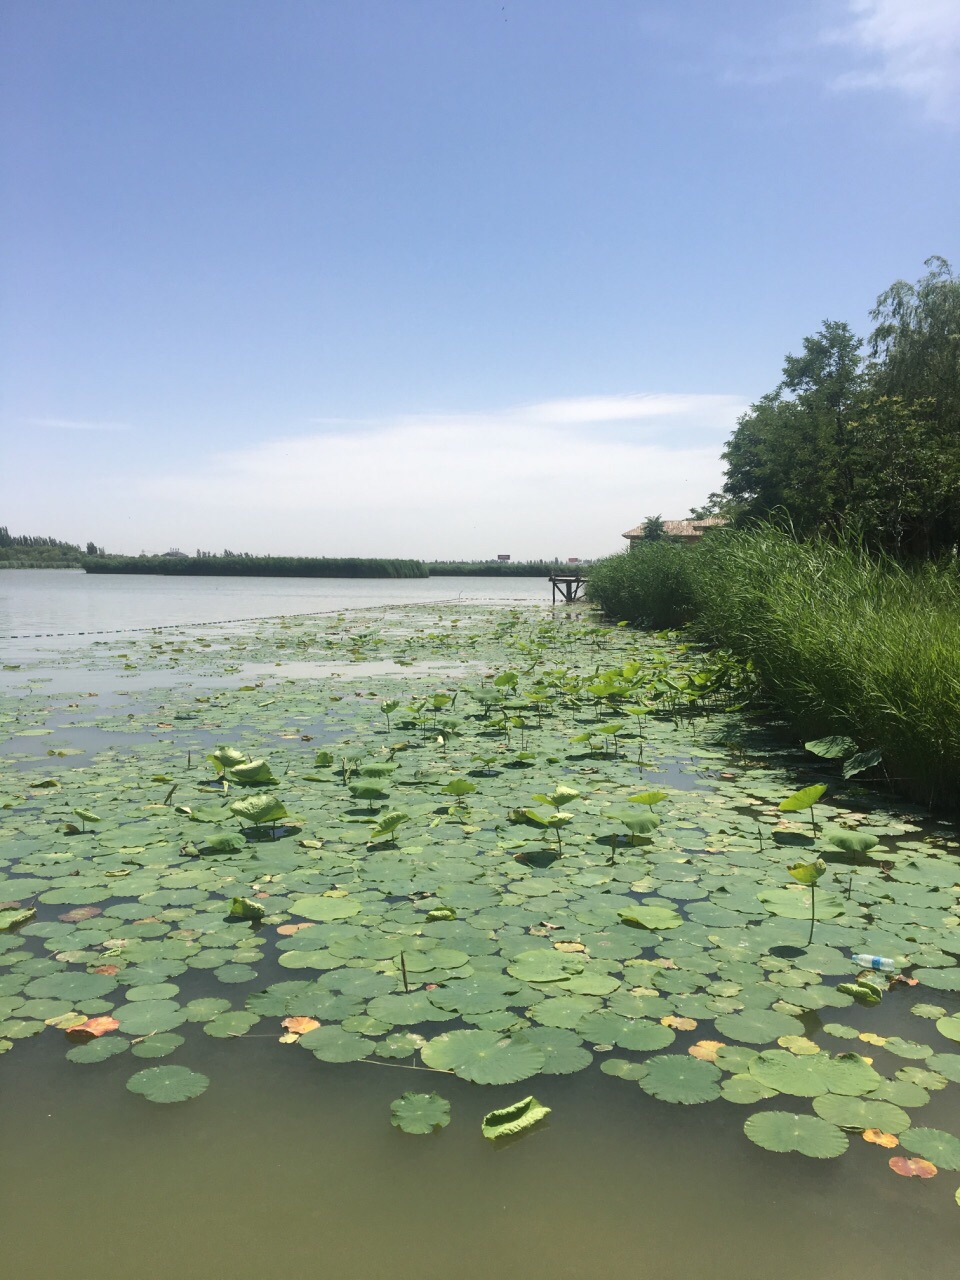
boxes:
[515,1027,592,1074]
[230,794,288,826]
[481,1095,550,1140]
[779,785,827,813]
[130,1032,185,1058]
[899,1127,960,1170]
[812,1094,911,1133]
[299,1025,375,1062]
[618,905,681,931]
[66,1036,130,1063]
[126,1065,210,1103]
[744,1111,848,1158]
[637,1054,722,1104]
[390,1091,451,1134]
[421,1030,545,1084]
[714,1009,803,1045]
[291,895,363,922]
[721,1074,777,1104]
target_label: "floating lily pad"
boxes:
[636,1054,721,1104]
[421,1030,545,1084]
[744,1111,848,1158]
[481,1095,550,1140]
[812,1094,911,1133]
[390,1091,451,1134]
[126,1065,210,1103]
[899,1128,960,1171]
[299,1025,375,1062]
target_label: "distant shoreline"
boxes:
[76,555,576,578]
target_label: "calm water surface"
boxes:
[0,570,549,641]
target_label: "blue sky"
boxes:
[1,0,958,558]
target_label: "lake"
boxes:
[1,576,958,1280]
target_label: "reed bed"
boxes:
[588,529,960,807]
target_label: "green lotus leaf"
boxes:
[130,1032,185,1058]
[825,830,879,855]
[203,832,247,853]
[600,1057,647,1080]
[186,803,232,823]
[899,1127,960,1170]
[516,1027,593,1074]
[0,908,36,932]
[779,785,827,813]
[421,1030,545,1084]
[744,1111,848,1158]
[626,790,668,806]
[824,1053,885,1096]
[228,896,265,921]
[787,859,826,886]
[184,997,232,1022]
[636,1054,721,1104]
[376,1032,426,1059]
[230,794,288,826]
[936,1016,960,1043]
[299,1025,375,1062]
[529,995,600,1029]
[915,968,960,992]
[66,1036,130,1064]
[883,1036,932,1060]
[481,1095,551,1140]
[229,760,278,785]
[367,991,456,1025]
[507,950,582,983]
[618,905,681,931]
[72,808,102,824]
[926,1054,960,1084]
[805,736,858,760]
[26,972,117,1001]
[812,1093,911,1132]
[721,1074,777,1104]
[442,779,476,798]
[115,1000,187,1036]
[613,810,660,836]
[749,1050,834,1097]
[757,888,844,920]
[390,1091,451,1134]
[842,748,883,779]
[203,1011,260,1038]
[714,1009,803,1045]
[368,811,409,841]
[126,1065,210,1103]
[291,895,362,922]
[208,746,247,773]
[911,1004,947,1020]
[614,1020,676,1052]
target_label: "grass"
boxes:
[588,528,960,808]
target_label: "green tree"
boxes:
[722,322,863,534]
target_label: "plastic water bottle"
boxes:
[852,953,898,972]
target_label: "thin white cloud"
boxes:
[29,417,132,432]
[825,0,960,120]
[132,393,746,560]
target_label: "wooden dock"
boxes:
[549,573,585,604]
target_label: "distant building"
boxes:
[622,517,726,549]
[496,554,511,562]
[161,548,189,557]
[567,557,581,564]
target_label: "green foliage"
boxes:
[722,261,960,556]
[586,541,701,629]
[84,554,428,578]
